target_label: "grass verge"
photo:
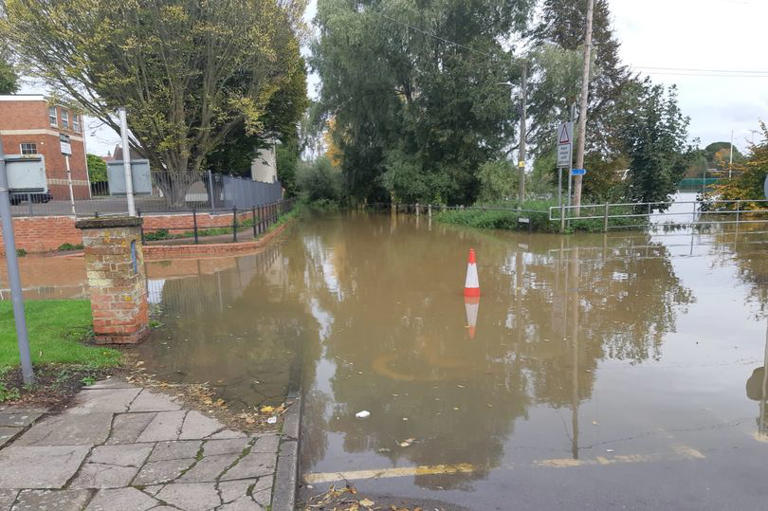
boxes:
[0,299,122,405]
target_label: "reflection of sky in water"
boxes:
[147,279,165,304]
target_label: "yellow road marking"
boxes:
[305,445,707,483]
[304,463,476,484]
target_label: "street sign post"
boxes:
[764,175,768,200]
[557,122,574,211]
[60,133,76,215]
[571,168,587,176]
[59,133,72,155]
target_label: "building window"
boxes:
[49,106,57,127]
[61,109,69,129]
[20,143,37,155]
[72,114,80,133]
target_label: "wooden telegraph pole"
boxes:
[573,0,595,213]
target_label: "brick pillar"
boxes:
[75,217,149,344]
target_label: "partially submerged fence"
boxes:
[139,199,294,245]
[8,170,283,217]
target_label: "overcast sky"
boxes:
[79,0,768,156]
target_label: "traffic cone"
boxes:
[465,296,479,339]
[464,248,480,297]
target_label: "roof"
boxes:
[0,95,46,102]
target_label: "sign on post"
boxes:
[764,175,768,200]
[557,122,574,168]
[571,168,587,176]
[59,134,72,155]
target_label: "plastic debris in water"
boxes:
[355,410,371,419]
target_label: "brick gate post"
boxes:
[75,216,149,344]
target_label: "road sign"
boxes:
[557,122,574,168]
[764,175,768,199]
[59,134,72,156]
[571,168,587,176]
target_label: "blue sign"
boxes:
[571,168,587,176]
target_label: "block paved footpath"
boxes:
[0,379,284,510]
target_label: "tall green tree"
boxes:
[311,0,533,205]
[619,83,691,208]
[3,0,305,208]
[0,56,18,93]
[86,153,108,182]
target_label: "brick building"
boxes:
[0,95,91,200]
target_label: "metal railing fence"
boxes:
[6,170,283,217]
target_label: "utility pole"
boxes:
[573,0,595,213]
[518,61,528,206]
[119,107,136,216]
[0,139,34,384]
[729,129,734,179]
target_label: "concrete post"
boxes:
[75,216,149,344]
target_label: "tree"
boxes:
[86,153,108,183]
[712,123,768,207]
[311,0,532,205]
[619,83,691,208]
[3,0,305,208]
[704,141,744,166]
[0,56,17,94]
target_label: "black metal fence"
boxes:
[8,171,283,217]
[139,199,294,245]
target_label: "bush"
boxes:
[144,228,171,241]
[296,157,342,202]
[57,242,84,251]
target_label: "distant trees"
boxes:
[0,56,17,94]
[311,0,532,205]
[86,154,108,183]
[2,0,306,208]
[713,123,768,205]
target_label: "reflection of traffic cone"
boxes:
[465,296,479,339]
[464,249,480,297]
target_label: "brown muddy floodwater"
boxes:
[9,196,768,509]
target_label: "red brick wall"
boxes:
[0,216,82,254]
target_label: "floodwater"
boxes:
[7,194,768,509]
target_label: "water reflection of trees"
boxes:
[298,214,693,488]
[709,224,768,316]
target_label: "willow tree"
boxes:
[2,0,305,207]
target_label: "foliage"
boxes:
[86,154,107,183]
[3,0,305,208]
[704,141,743,166]
[0,300,121,369]
[57,242,84,251]
[296,157,342,202]
[477,160,518,203]
[711,124,768,207]
[311,0,533,205]
[619,83,691,208]
[0,55,18,94]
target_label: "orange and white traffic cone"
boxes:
[464,248,480,297]
[465,296,479,339]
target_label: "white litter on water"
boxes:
[355,410,371,419]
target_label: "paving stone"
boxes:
[203,437,250,456]
[148,440,202,462]
[88,443,153,466]
[251,487,271,508]
[220,496,262,510]
[70,463,139,489]
[11,489,91,511]
[84,379,137,389]
[220,451,276,481]
[250,434,279,453]
[128,390,182,413]
[179,410,222,440]
[155,482,221,511]
[14,412,113,446]
[252,475,273,493]
[0,410,45,428]
[85,487,158,511]
[142,485,164,496]
[0,445,90,489]
[136,411,186,442]
[208,429,247,440]
[66,388,141,414]
[218,479,254,504]
[0,427,20,449]
[179,453,240,483]
[107,412,157,444]
[0,490,18,511]
[133,458,196,485]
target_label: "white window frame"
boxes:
[20,143,37,155]
[49,106,57,127]
[61,109,69,129]
[72,113,80,133]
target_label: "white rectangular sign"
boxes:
[557,122,574,168]
[59,133,72,156]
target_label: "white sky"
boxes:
[48,0,766,156]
